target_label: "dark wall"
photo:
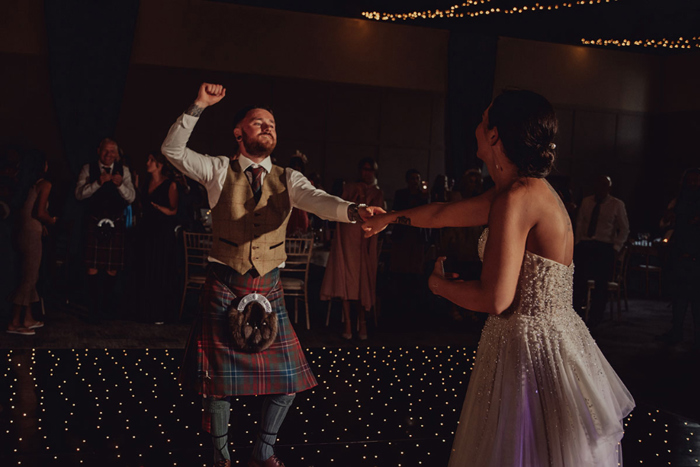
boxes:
[494,37,700,236]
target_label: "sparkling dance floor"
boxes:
[2,347,699,467]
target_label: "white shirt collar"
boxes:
[100,162,115,170]
[237,154,272,174]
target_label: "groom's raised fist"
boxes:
[195,83,226,108]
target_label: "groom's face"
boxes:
[235,109,277,157]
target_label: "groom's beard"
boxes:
[242,128,276,157]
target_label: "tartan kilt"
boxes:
[85,216,125,270]
[179,263,318,397]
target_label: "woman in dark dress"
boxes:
[137,151,179,323]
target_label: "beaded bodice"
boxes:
[478,228,574,317]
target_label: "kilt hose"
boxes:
[84,216,125,270]
[179,263,318,399]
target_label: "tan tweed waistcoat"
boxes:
[210,160,292,276]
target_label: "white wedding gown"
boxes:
[449,229,635,466]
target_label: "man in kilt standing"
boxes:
[75,138,135,322]
[162,83,382,467]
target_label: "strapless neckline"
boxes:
[479,228,573,269]
[524,249,574,270]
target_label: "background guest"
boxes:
[661,168,700,346]
[573,174,630,327]
[7,154,56,335]
[75,138,136,322]
[437,169,485,322]
[430,174,453,203]
[388,168,430,316]
[135,151,179,324]
[321,157,384,340]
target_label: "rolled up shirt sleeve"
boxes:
[287,168,351,222]
[161,113,229,208]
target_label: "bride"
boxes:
[363,89,634,466]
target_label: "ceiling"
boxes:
[211,0,700,54]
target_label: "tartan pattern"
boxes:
[209,161,292,277]
[84,216,125,270]
[179,263,317,397]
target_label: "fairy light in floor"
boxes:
[581,36,700,49]
[1,347,698,465]
[362,0,618,21]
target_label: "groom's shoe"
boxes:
[248,454,286,467]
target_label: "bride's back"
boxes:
[521,178,574,267]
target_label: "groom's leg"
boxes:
[203,395,231,463]
[252,393,296,462]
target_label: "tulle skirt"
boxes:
[448,307,635,467]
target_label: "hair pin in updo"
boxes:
[549,143,556,150]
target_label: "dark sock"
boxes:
[253,393,295,462]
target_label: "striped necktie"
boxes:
[246,166,265,203]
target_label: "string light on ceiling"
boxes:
[581,36,700,49]
[362,0,618,21]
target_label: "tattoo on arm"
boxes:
[393,216,412,226]
[186,104,205,117]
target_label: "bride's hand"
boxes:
[362,212,391,238]
[429,256,460,295]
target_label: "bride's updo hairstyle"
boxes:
[488,89,558,178]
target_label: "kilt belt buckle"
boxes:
[228,293,279,353]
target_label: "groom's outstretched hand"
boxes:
[359,205,386,223]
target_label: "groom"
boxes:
[162,83,383,467]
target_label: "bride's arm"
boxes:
[429,187,530,315]
[363,187,495,237]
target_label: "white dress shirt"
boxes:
[575,194,630,251]
[161,113,352,220]
[74,162,136,204]
[161,113,353,267]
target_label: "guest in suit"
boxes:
[573,175,630,327]
[75,138,136,321]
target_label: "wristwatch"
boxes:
[347,203,367,224]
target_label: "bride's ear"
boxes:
[488,126,500,147]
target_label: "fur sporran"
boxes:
[228,293,278,353]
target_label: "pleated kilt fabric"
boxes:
[85,216,126,270]
[179,263,318,398]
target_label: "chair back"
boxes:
[612,245,630,284]
[183,232,213,281]
[284,237,314,271]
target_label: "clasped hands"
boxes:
[99,172,123,187]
